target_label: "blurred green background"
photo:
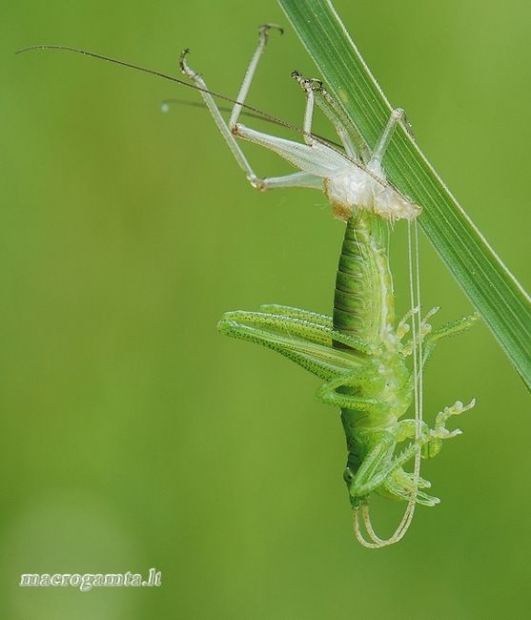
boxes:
[2,0,530,618]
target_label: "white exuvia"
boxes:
[178,24,420,223]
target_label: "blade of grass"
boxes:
[279,0,531,390]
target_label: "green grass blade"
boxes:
[279,0,531,390]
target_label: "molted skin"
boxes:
[325,161,420,222]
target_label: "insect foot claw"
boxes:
[396,321,410,340]
[415,491,440,507]
[434,427,462,440]
[258,23,284,39]
[179,48,198,79]
[402,471,432,490]
[417,476,432,490]
[432,399,475,439]
[422,399,474,458]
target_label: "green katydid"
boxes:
[179,24,476,547]
[18,24,476,547]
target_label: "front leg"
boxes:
[423,399,476,457]
[398,308,477,360]
[379,399,476,503]
[349,397,475,508]
[390,398,474,465]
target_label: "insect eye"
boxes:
[343,468,354,484]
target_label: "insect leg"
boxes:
[228,24,283,128]
[396,304,422,342]
[367,108,407,173]
[180,28,325,192]
[346,435,435,505]
[258,304,333,327]
[422,313,478,357]
[291,72,368,162]
[423,398,476,458]
[288,73,319,146]
[399,309,476,362]
[218,310,370,381]
[230,123,346,187]
[220,309,374,353]
[376,398,475,483]
[364,399,475,512]
[316,369,389,412]
[179,48,257,183]
[344,394,474,507]
[344,432,398,499]
[232,58,354,188]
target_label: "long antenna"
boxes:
[16,45,296,132]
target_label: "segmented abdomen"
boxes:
[333,211,395,350]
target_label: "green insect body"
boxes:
[331,211,472,508]
[334,210,415,506]
[219,209,475,546]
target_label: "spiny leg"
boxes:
[219,309,374,353]
[218,309,372,381]
[343,421,437,503]
[382,469,436,506]
[366,398,474,548]
[231,121,345,189]
[258,304,333,327]
[396,304,424,343]
[398,305,438,359]
[411,314,476,503]
[354,453,426,548]
[401,311,477,378]
[316,369,389,412]
[288,71,409,175]
[423,312,478,358]
[382,401,473,478]
[423,398,476,458]
[289,72,363,161]
[399,308,477,359]
[315,82,369,162]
